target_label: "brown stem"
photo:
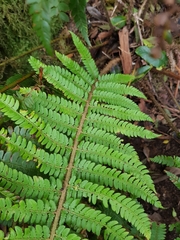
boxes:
[0,40,109,68]
[0,72,35,93]
[101,0,114,31]
[152,68,180,80]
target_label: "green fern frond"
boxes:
[93,91,140,110]
[56,51,94,85]
[165,171,180,190]
[0,161,60,202]
[70,32,98,77]
[0,150,37,176]
[151,155,180,167]
[150,222,166,240]
[90,103,153,121]
[69,0,90,45]
[86,113,158,138]
[0,129,68,179]
[99,73,135,84]
[73,160,156,203]
[96,82,146,98]
[0,32,162,240]
[0,99,70,154]
[0,187,18,203]
[61,197,134,240]
[0,197,56,225]
[0,225,50,240]
[76,140,158,194]
[27,0,69,55]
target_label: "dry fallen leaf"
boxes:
[97,30,112,41]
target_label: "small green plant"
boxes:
[135,46,168,68]
[0,32,162,239]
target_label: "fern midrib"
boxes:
[50,82,97,239]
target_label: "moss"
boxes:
[0,1,64,81]
[0,0,39,57]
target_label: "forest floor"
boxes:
[82,0,180,239]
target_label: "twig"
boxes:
[152,68,180,81]
[0,72,35,93]
[161,104,180,115]
[161,81,180,112]
[143,80,180,135]
[0,38,60,68]
[133,12,144,45]
[100,58,121,75]
[138,0,151,19]
[0,40,109,68]
[100,0,114,32]
[126,0,134,27]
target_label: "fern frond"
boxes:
[27,0,53,55]
[77,140,157,193]
[104,221,134,240]
[0,150,37,175]
[0,187,18,203]
[96,82,146,98]
[0,198,56,227]
[99,73,135,84]
[1,225,50,240]
[0,33,162,240]
[73,162,159,205]
[69,0,90,45]
[86,113,158,138]
[93,91,140,110]
[71,32,99,78]
[80,126,122,149]
[150,222,166,240]
[61,198,134,240]
[56,51,94,85]
[90,103,153,122]
[0,102,70,155]
[0,161,59,201]
[67,182,151,239]
[0,129,68,179]
[165,171,180,190]
[55,225,82,240]
[20,88,83,118]
[0,224,82,240]
[151,155,180,167]
[27,0,69,55]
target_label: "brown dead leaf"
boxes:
[143,144,150,162]
[97,31,112,41]
[66,53,74,58]
[89,27,99,39]
[138,99,147,113]
[118,27,132,74]
[100,58,121,75]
